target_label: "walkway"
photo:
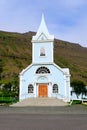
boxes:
[11,98,68,107]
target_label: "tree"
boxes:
[11,74,19,97]
[0,59,3,80]
[71,80,86,99]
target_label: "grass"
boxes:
[0,31,87,84]
[0,97,18,104]
[72,100,82,105]
[68,100,82,106]
[69,99,87,106]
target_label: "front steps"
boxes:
[11,98,68,107]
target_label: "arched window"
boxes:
[28,84,33,93]
[53,84,58,93]
[36,66,50,74]
[40,47,45,56]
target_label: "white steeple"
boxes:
[32,14,54,41]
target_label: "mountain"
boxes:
[0,31,87,85]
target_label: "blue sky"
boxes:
[0,0,87,47]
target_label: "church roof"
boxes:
[32,14,54,41]
[20,63,70,76]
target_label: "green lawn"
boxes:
[0,97,18,103]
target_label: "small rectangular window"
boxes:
[53,84,58,93]
[40,53,45,56]
[28,84,33,93]
[40,47,45,56]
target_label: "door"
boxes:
[38,84,48,97]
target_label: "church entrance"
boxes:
[38,84,48,97]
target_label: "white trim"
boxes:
[32,14,54,41]
[32,42,34,63]
[53,63,65,74]
[64,75,67,98]
[52,42,54,62]
[37,32,48,41]
[39,46,46,57]
[36,75,49,83]
[32,39,54,43]
[68,77,71,99]
[19,64,33,75]
[20,62,70,76]
[19,75,22,101]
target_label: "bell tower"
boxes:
[31,14,54,64]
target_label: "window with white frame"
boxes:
[40,47,45,56]
[53,84,58,93]
[36,66,50,74]
[28,84,33,93]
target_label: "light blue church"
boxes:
[19,14,71,102]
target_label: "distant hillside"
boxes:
[0,31,87,85]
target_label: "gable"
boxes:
[37,33,48,41]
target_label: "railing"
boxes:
[58,94,87,104]
[70,98,87,105]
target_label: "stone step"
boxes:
[11,98,68,107]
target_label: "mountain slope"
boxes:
[0,31,87,84]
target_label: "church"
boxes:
[19,14,71,102]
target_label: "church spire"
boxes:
[32,13,54,41]
[36,13,49,37]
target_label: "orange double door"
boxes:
[38,84,48,97]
